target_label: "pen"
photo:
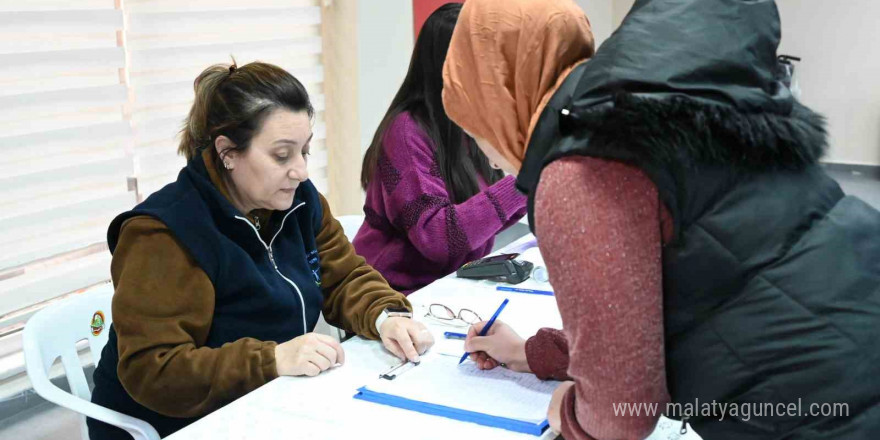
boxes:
[444,331,467,340]
[496,286,553,296]
[459,298,509,365]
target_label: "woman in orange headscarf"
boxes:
[444,2,670,438]
[447,0,880,439]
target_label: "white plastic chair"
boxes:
[23,284,160,440]
[336,214,365,243]
[317,214,366,342]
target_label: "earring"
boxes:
[223,161,231,170]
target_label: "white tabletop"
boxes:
[167,234,699,440]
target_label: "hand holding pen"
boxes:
[463,319,532,372]
[460,298,509,364]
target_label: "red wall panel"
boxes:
[412,0,464,39]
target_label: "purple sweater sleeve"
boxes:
[377,114,527,265]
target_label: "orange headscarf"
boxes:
[442,0,594,172]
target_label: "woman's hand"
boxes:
[548,381,575,434]
[274,332,345,377]
[464,320,530,372]
[379,317,435,362]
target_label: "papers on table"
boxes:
[356,353,559,435]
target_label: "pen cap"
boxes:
[532,266,549,283]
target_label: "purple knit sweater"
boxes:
[353,113,527,294]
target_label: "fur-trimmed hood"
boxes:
[551,93,827,172]
[517,0,828,198]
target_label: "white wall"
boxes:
[612,0,635,27]
[575,0,613,48]
[357,0,414,154]
[776,0,880,165]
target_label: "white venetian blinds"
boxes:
[0,1,131,331]
[125,0,328,198]
[0,0,326,338]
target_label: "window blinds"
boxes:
[0,0,327,383]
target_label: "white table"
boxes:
[167,235,698,440]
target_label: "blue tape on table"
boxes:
[353,387,549,436]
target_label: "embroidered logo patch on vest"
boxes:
[90,311,105,336]
[307,249,322,287]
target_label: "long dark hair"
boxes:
[360,3,501,203]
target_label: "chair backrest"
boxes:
[328,213,364,341]
[23,283,159,440]
[336,214,365,243]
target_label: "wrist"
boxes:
[375,307,412,336]
[509,340,531,373]
[273,343,288,376]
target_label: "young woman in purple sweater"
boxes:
[353,3,526,294]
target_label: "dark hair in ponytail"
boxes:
[179,60,314,174]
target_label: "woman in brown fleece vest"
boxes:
[88,61,434,439]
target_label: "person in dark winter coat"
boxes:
[442,0,880,439]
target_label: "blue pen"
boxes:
[496,286,554,296]
[459,298,509,365]
[444,332,467,340]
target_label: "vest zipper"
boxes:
[235,201,308,334]
[267,247,276,269]
[680,415,689,435]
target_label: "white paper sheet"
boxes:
[364,353,560,424]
